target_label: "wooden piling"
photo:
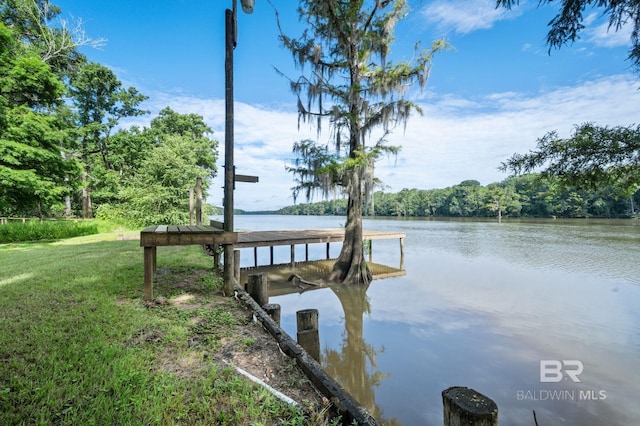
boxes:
[247,273,269,306]
[213,244,220,273]
[234,250,241,288]
[442,386,498,426]
[296,309,320,362]
[143,246,155,301]
[263,303,281,326]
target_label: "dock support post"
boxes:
[254,247,258,267]
[442,387,497,426]
[270,246,274,265]
[223,245,235,296]
[143,246,156,301]
[290,244,295,267]
[296,309,320,362]
[247,273,269,306]
[263,303,281,325]
[326,242,330,259]
[234,250,241,286]
[213,244,220,273]
[400,237,405,270]
[305,244,309,261]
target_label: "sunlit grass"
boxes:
[0,234,309,425]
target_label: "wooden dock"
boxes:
[235,228,405,268]
[140,225,405,300]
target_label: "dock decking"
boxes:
[236,228,405,247]
[140,225,406,300]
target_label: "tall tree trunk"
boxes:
[81,168,92,219]
[65,195,72,218]
[326,171,372,285]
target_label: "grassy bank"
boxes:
[0,234,321,425]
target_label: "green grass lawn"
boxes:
[0,233,312,425]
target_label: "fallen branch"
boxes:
[288,273,324,287]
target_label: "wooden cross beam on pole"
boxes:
[234,174,259,188]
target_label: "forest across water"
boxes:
[263,174,639,219]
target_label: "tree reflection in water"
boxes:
[324,284,401,426]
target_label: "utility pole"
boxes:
[222,0,255,296]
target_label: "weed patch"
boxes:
[0,219,100,243]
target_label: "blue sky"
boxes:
[55,0,640,211]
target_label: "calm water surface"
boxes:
[226,215,640,426]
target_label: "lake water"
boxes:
[220,215,640,426]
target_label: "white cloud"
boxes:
[583,13,633,48]
[381,74,639,191]
[131,74,639,211]
[422,0,517,34]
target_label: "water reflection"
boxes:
[324,284,400,425]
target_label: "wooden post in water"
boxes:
[296,309,320,362]
[263,303,281,326]
[442,386,498,426]
[247,273,269,306]
[290,244,295,267]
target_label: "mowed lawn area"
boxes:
[0,233,314,425]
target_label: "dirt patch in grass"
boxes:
[138,267,327,412]
[214,315,327,407]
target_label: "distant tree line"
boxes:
[277,174,639,219]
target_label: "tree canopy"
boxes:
[0,1,219,223]
[500,122,640,199]
[96,107,219,227]
[0,21,75,216]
